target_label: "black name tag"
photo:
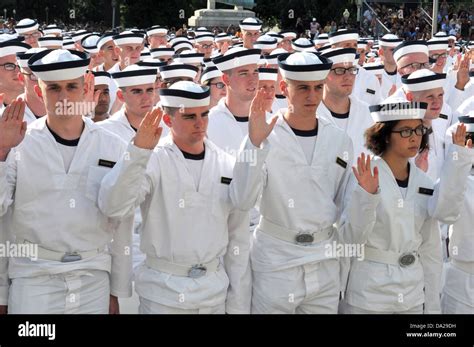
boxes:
[221,177,232,185]
[336,157,347,169]
[418,187,434,196]
[439,114,448,120]
[366,89,375,95]
[98,159,116,168]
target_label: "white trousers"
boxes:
[251,258,340,314]
[441,293,474,314]
[138,296,225,314]
[339,300,423,314]
[9,270,110,314]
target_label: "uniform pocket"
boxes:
[85,166,112,202]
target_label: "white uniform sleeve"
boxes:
[230,137,270,211]
[98,143,155,219]
[0,215,10,305]
[224,209,251,314]
[418,217,443,314]
[429,144,474,223]
[0,150,17,217]
[339,174,381,245]
[109,216,134,298]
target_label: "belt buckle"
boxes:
[399,253,416,267]
[188,264,207,278]
[295,233,314,245]
[61,252,82,263]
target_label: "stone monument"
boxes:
[188,0,256,28]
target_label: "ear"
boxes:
[405,91,413,102]
[222,73,230,86]
[116,89,125,103]
[17,71,25,84]
[163,113,172,127]
[34,84,43,99]
[279,79,288,97]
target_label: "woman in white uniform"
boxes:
[340,97,473,314]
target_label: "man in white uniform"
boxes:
[0,49,132,314]
[98,81,251,314]
[0,38,30,106]
[230,51,354,313]
[239,18,262,50]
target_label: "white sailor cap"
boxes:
[92,70,112,86]
[328,29,359,45]
[363,62,384,76]
[203,56,218,68]
[239,17,262,31]
[321,47,356,65]
[97,32,115,50]
[258,67,278,81]
[0,39,31,58]
[357,40,368,49]
[15,18,39,34]
[279,31,297,40]
[195,27,213,36]
[159,62,199,80]
[38,35,63,49]
[379,34,402,48]
[427,39,448,51]
[140,47,151,60]
[314,33,329,46]
[136,58,167,69]
[458,115,474,133]
[62,37,75,50]
[278,51,333,81]
[113,31,145,46]
[317,44,332,53]
[212,47,261,72]
[369,96,427,122]
[16,47,47,68]
[71,30,89,43]
[173,50,204,65]
[0,33,21,43]
[111,64,157,87]
[171,40,193,52]
[28,49,90,81]
[292,38,316,52]
[147,25,168,36]
[215,33,231,43]
[265,48,288,65]
[254,35,277,50]
[81,34,101,54]
[150,46,175,58]
[201,66,223,84]
[401,69,446,92]
[267,32,284,44]
[160,81,210,108]
[42,24,62,36]
[433,31,448,40]
[393,40,428,62]
[195,34,214,43]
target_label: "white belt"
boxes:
[452,259,474,275]
[21,239,104,262]
[364,246,419,267]
[145,256,220,278]
[259,217,334,245]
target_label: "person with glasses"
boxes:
[15,48,46,124]
[239,18,262,49]
[427,38,449,74]
[14,18,41,48]
[0,38,30,107]
[194,34,215,59]
[319,48,374,165]
[146,25,168,49]
[328,29,382,107]
[339,97,473,314]
[201,66,225,109]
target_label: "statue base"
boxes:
[188,8,255,28]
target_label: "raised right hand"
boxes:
[133,107,163,150]
[0,99,27,161]
[249,88,277,147]
[352,153,379,194]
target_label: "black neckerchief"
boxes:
[46,121,83,147]
[290,125,318,137]
[181,148,205,160]
[396,163,410,188]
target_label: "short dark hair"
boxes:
[163,106,180,116]
[365,120,429,156]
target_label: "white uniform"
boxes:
[230,112,354,313]
[98,137,251,313]
[339,144,473,313]
[0,117,133,313]
[380,69,400,100]
[271,95,288,114]
[441,124,474,313]
[453,96,474,124]
[351,66,382,106]
[317,96,374,164]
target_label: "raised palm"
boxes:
[352,153,379,194]
[0,99,27,160]
[249,88,278,147]
[134,107,163,150]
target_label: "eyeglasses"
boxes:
[199,44,213,49]
[22,32,42,40]
[400,62,431,71]
[209,82,225,89]
[430,53,447,60]
[330,67,359,75]
[21,72,38,81]
[392,125,428,138]
[0,63,19,71]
